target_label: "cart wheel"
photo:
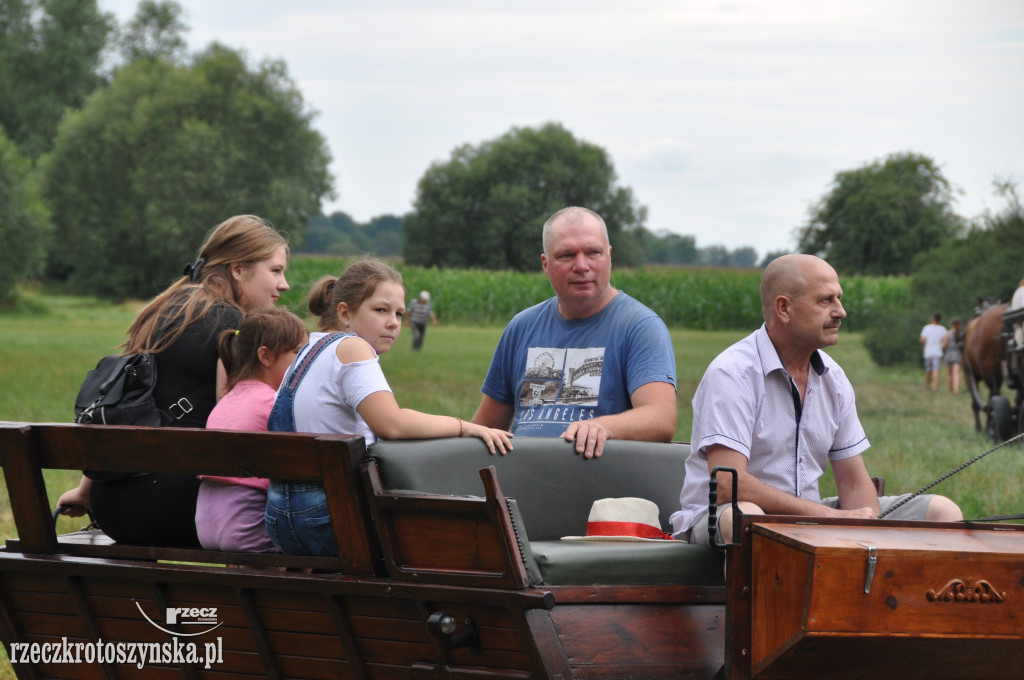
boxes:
[985,395,1013,442]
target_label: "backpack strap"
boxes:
[166,380,218,422]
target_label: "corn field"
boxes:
[281,256,911,330]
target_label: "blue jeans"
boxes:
[265,481,338,556]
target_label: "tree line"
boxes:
[784,150,1022,366]
[2,0,1019,353]
[0,1,763,305]
[1,0,331,303]
[301,208,770,268]
[861,179,1023,366]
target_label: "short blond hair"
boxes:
[541,207,608,254]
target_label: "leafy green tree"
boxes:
[862,305,932,366]
[759,250,789,268]
[403,123,647,270]
[303,212,403,256]
[643,230,699,265]
[698,245,757,267]
[796,152,963,275]
[699,245,730,267]
[726,246,758,268]
[860,182,1023,367]
[118,0,188,64]
[367,214,403,256]
[305,212,358,253]
[0,131,52,304]
[910,180,1024,320]
[42,46,333,299]
[0,0,114,158]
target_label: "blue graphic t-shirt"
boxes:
[480,293,677,436]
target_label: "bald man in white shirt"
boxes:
[671,254,962,545]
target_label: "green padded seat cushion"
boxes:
[530,540,724,586]
[369,436,688,541]
[368,436,723,586]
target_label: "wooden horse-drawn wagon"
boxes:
[0,421,1022,679]
[963,302,1024,441]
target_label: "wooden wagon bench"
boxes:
[0,422,728,679]
[5,421,1022,679]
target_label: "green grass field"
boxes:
[0,291,1021,677]
[2,292,1018,533]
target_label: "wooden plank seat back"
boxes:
[364,436,724,587]
[0,421,378,575]
[0,422,579,679]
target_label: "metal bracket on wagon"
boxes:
[708,466,740,550]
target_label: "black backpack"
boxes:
[75,353,207,426]
[74,353,203,481]
[74,353,164,427]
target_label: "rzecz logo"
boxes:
[136,603,222,637]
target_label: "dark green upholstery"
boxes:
[367,437,724,586]
[531,540,723,586]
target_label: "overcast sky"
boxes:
[101,0,1024,257]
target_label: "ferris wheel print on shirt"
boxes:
[519,347,604,407]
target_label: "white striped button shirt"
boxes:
[670,325,869,536]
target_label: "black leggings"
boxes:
[90,474,202,548]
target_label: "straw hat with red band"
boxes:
[561,497,677,542]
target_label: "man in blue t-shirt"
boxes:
[472,206,677,459]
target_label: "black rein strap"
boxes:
[880,430,1024,519]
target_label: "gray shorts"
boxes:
[924,356,942,371]
[684,493,935,546]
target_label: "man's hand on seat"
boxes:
[561,420,610,459]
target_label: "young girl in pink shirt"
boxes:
[196,307,308,552]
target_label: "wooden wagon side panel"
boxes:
[546,586,726,680]
[0,554,560,679]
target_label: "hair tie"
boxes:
[183,257,206,283]
[234,329,240,336]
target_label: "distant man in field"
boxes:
[671,254,962,544]
[471,206,677,459]
[406,290,437,351]
[919,312,946,391]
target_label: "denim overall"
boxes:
[265,331,349,556]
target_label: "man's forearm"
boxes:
[590,403,675,442]
[471,396,514,430]
[606,381,677,441]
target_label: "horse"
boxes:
[962,301,1008,433]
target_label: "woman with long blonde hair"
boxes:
[57,215,291,547]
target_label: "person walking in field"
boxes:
[920,312,947,391]
[407,290,437,350]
